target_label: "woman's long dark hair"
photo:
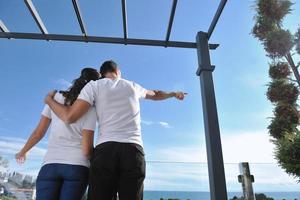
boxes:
[60,68,99,105]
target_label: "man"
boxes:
[45,60,186,200]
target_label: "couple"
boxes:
[16,60,186,200]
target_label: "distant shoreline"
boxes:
[144,190,300,193]
[143,191,300,200]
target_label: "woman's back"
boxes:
[42,92,96,167]
[16,67,99,200]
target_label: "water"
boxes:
[143,191,300,200]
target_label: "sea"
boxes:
[143,191,300,200]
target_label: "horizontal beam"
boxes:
[207,0,227,39]
[72,0,87,36]
[0,32,219,49]
[0,20,9,32]
[24,0,48,34]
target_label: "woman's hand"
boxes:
[15,152,26,164]
[44,90,57,105]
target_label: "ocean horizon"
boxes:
[143,191,300,200]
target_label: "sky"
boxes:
[0,0,300,192]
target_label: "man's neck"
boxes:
[105,73,118,80]
[108,76,118,80]
[108,76,120,81]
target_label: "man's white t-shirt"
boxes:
[78,78,147,147]
[41,93,97,167]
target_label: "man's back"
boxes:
[78,78,147,146]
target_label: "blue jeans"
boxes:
[36,163,89,200]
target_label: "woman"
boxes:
[15,68,99,200]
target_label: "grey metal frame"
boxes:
[72,0,88,37]
[165,0,178,44]
[0,20,9,33]
[24,0,48,34]
[207,0,227,39]
[0,32,219,49]
[0,0,228,199]
[121,0,128,40]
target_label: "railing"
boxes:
[0,155,299,200]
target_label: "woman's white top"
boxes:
[41,93,97,167]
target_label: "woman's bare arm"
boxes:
[82,129,94,159]
[16,116,51,164]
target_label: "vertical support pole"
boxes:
[196,31,228,200]
[238,162,256,200]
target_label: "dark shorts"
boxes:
[36,163,89,200]
[88,142,146,200]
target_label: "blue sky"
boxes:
[0,0,300,192]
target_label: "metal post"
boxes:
[238,162,256,200]
[196,31,228,200]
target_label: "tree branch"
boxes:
[287,78,298,83]
[285,52,300,87]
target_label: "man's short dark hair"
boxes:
[100,60,118,77]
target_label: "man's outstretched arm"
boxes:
[145,90,186,101]
[44,91,91,124]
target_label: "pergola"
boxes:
[0,1,228,199]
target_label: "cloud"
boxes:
[148,130,275,163]
[158,121,172,129]
[148,146,206,163]
[144,159,299,191]
[0,117,9,121]
[0,111,10,122]
[55,79,72,89]
[142,120,172,128]
[144,163,209,191]
[0,136,46,159]
[221,130,275,163]
[141,120,154,126]
[0,127,17,135]
[0,136,46,177]
[0,136,27,143]
[144,130,299,191]
[1,132,298,191]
